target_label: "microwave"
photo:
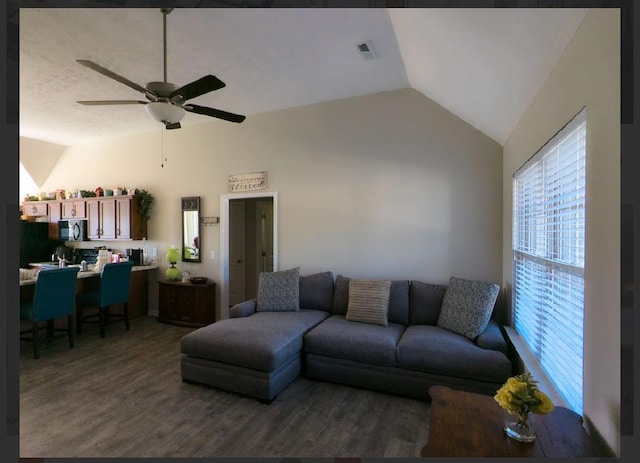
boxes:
[58,219,88,242]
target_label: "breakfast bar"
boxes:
[20,265,158,320]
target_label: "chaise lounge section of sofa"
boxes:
[180,269,334,402]
[180,269,512,402]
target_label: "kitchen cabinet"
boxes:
[23,201,48,217]
[48,201,61,240]
[86,195,147,241]
[87,198,116,240]
[157,280,215,327]
[22,201,60,240]
[61,199,86,219]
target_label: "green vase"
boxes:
[166,265,181,281]
[165,246,180,264]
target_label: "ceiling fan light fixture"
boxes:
[145,101,185,124]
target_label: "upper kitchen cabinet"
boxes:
[21,201,59,240]
[61,199,87,219]
[86,195,147,241]
[22,201,48,217]
[48,201,61,240]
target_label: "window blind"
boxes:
[512,109,586,415]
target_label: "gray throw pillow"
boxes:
[256,267,300,312]
[345,279,391,327]
[436,276,499,339]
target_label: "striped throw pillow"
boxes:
[345,279,391,326]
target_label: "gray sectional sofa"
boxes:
[180,270,513,403]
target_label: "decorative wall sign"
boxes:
[228,171,267,192]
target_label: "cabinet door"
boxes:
[62,200,86,218]
[48,201,61,240]
[99,199,116,240]
[73,200,86,218]
[87,200,100,240]
[62,201,74,218]
[116,198,131,239]
[25,202,48,217]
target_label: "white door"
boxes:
[228,200,246,306]
[220,192,278,319]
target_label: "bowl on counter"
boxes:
[189,276,208,285]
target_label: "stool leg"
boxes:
[46,320,54,341]
[98,306,106,338]
[32,321,39,359]
[76,300,83,335]
[124,302,130,330]
[68,314,74,348]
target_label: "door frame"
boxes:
[220,191,278,319]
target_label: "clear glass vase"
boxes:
[504,412,536,442]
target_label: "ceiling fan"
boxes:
[76,8,245,129]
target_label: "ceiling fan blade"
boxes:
[169,75,226,103]
[184,104,246,123]
[76,60,155,99]
[77,100,148,105]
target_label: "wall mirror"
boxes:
[182,196,201,262]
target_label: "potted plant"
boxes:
[135,189,154,220]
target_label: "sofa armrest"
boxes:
[476,319,508,355]
[230,299,257,318]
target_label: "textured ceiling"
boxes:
[20,7,587,147]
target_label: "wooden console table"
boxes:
[421,385,610,457]
[157,280,215,327]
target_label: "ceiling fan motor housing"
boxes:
[145,81,180,99]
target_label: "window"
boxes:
[512,109,586,414]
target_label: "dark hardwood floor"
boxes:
[20,316,430,458]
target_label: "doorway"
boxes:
[220,192,278,319]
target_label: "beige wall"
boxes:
[19,137,65,191]
[502,9,620,454]
[25,87,503,319]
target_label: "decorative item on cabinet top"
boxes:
[22,190,153,241]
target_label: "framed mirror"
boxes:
[182,196,201,262]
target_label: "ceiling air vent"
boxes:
[356,42,375,60]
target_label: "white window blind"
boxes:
[512,109,586,415]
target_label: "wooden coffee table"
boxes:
[421,385,608,457]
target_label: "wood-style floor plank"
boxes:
[20,316,430,458]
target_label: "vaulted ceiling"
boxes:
[19,7,587,147]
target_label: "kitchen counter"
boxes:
[19,264,158,286]
[20,264,159,320]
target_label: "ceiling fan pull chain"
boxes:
[160,128,165,168]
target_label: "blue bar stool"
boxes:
[76,261,134,338]
[20,267,80,359]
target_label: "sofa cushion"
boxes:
[396,325,511,383]
[409,281,447,325]
[345,279,391,326]
[304,315,405,367]
[332,274,351,315]
[299,271,334,311]
[256,267,300,312]
[388,280,410,326]
[436,276,499,339]
[332,275,410,325]
[181,309,330,372]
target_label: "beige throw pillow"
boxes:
[345,279,391,327]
